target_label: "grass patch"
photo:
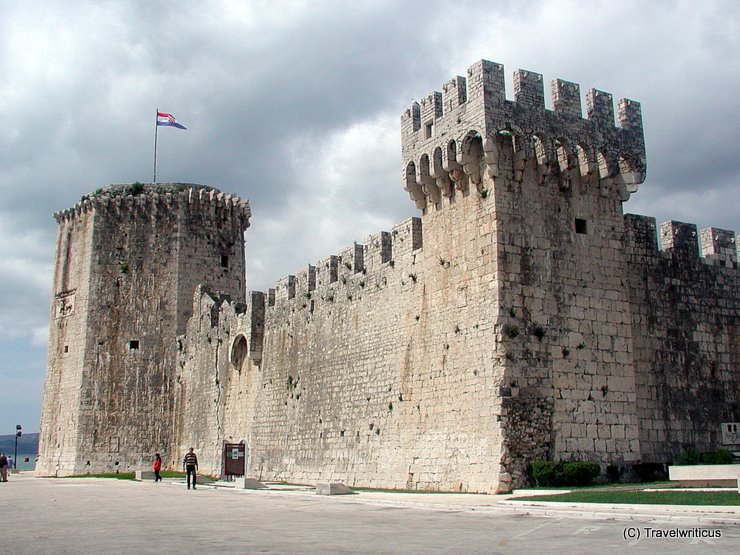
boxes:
[511,490,740,506]
[62,473,136,481]
[160,470,186,478]
[526,481,672,491]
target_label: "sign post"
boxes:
[224,443,246,477]
[721,422,740,445]
[14,424,22,470]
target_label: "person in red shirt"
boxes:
[153,453,162,482]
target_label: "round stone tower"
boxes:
[36,183,251,476]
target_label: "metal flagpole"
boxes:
[153,108,159,183]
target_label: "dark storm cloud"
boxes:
[0,0,738,433]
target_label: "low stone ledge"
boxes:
[239,477,268,489]
[668,464,740,492]
[316,482,354,495]
[135,470,156,481]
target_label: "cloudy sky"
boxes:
[1,0,738,435]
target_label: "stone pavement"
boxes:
[1,472,738,554]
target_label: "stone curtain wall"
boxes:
[179,208,509,492]
[174,287,262,473]
[245,214,507,493]
[625,215,740,461]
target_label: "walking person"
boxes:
[183,447,198,489]
[0,453,7,482]
[153,453,162,482]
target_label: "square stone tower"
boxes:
[36,183,251,475]
[401,60,646,486]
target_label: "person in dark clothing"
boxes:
[0,453,8,482]
[183,448,198,489]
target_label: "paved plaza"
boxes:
[1,473,738,554]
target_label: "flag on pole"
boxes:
[156,111,187,130]
[153,109,187,182]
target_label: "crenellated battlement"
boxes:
[54,183,251,230]
[624,214,738,267]
[701,227,737,265]
[260,217,422,312]
[661,220,700,259]
[401,60,646,210]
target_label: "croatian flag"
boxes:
[156,111,187,130]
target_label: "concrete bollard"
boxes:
[239,477,268,489]
[135,470,155,481]
[315,482,354,495]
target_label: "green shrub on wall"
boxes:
[676,448,733,465]
[531,461,560,486]
[560,462,601,486]
[531,461,601,487]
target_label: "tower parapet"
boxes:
[401,60,646,210]
[54,183,251,229]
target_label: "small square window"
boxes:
[425,121,434,139]
[221,255,229,268]
[63,345,69,353]
[128,340,140,350]
[575,218,587,234]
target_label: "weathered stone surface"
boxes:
[37,61,739,494]
[625,216,739,463]
[36,183,250,476]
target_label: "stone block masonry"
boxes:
[246,213,508,492]
[37,183,250,476]
[37,60,739,493]
[625,216,739,463]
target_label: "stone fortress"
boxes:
[37,60,739,493]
